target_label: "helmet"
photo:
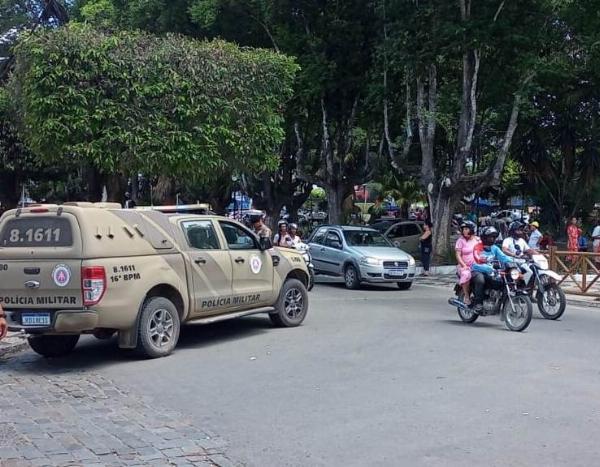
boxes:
[289,223,298,230]
[460,221,477,235]
[277,220,288,228]
[509,221,525,237]
[480,226,499,246]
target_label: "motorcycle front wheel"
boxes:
[536,283,566,320]
[457,291,478,323]
[503,295,533,332]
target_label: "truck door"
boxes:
[217,221,275,308]
[180,220,234,316]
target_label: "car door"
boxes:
[308,227,329,273]
[180,220,234,316]
[218,221,275,308]
[401,223,423,256]
[320,230,345,275]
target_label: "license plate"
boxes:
[388,269,406,277]
[22,313,51,326]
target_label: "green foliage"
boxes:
[9,24,298,182]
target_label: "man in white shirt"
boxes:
[592,221,600,253]
[502,221,535,258]
[528,221,543,250]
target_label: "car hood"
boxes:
[349,246,412,260]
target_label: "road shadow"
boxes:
[314,281,403,293]
[3,315,275,375]
[439,318,506,330]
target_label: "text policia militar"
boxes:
[201,293,261,309]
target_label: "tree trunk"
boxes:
[327,185,345,225]
[429,189,458,264]
[106,174,126,204]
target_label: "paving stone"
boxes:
[0,356,233,467]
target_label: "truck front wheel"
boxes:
[28,335,80,358]
[136,297,181,358]
[270,279,309,327]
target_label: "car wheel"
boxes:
[136,297,181,358]
[28,335,80,358]
[270,279,309,327]
[344,265,360,289]
[397,281,412,290]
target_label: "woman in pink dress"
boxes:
[455,221,480,305]
[566,217,581,261]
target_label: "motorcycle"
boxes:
[448,262,533,332]
[523,254,566,320]
[294,241,315,291]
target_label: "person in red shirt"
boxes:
[0,304,7,340]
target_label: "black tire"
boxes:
[536,283,566,320]
[28,335,79,358]
[397,281,413,290]
[503,295,533,332]
[457,291,478,323]
[136,297,181,358]
[270,279,309,327]
[344,265,360,290]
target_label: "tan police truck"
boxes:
[0,203,310,358]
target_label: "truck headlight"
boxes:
[408,256,416,266]
[360,257,381,266]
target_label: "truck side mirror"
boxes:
[259,236,273,251]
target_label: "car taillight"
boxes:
[82,266,106,306]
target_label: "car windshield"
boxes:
[343,230,391,247]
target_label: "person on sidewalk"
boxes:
[592,219,600,264]
[0,304,8,340]
[420,221,433,276]
[567,217,581,261]
[528,221,543,250]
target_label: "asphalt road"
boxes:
[7,281,600,466]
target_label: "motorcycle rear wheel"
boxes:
[536,283,566,320]
[503,295,532,332]
[457,291,478,323]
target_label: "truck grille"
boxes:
[383,261,408,269]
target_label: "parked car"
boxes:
[307,225,416,290]
[492,209,529,224]
[383,221,424,258]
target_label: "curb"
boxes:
[0,334,29,359]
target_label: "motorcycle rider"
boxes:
[288,223,302,245]
[273,220,294,247]
[471,226,513,312]
[502,221,536,258]
[455,220,479,306]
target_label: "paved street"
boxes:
[2,280,600,466]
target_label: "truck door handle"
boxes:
[194,258,207,265]
[235,257,245,264]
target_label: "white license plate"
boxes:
[22,313,51,326]
[388,269,407,277]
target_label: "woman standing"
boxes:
[0,304,7,340]
[455,221,479,305]
[567,217,581,261]
[420,221,433,276]
[592,219,600,264]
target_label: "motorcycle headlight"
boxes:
[360,256,381,266]
[510,268,521,280]
[408,256,416,266]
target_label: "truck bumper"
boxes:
[6,309,99,334]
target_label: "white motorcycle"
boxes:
[294,241,315,291]
[522,254,566,320]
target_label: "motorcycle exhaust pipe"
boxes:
[448,298,466,309]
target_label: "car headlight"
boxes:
[360,256,381,266]
[510,268,521,280]
[408,256,415,266]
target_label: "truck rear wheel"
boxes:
[28,335,80,358]
[136,297,181,358]
[270,279,309,327]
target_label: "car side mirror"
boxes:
[393,241,400,248]
[259,236,273,251]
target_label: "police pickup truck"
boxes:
[0,203,310,358]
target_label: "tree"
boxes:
[379,0,551,259]
[9,24,298,201]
